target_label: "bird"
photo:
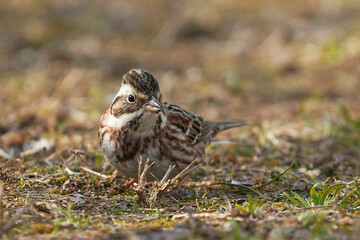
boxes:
[98,69,246,182]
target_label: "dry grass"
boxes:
[135,158,199,208]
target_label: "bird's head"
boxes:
[109,69,166,133]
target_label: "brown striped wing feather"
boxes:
[164,102,216,146]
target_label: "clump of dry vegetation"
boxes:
[134,158,199,208]
[1,0,360,239]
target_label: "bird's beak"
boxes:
[144,96,164,114]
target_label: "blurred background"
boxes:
[0,0,359,161]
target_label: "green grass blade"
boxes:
[337,188,356,206]
[321,183,346,200]
[255,162,294,190]
[284,192,301,205]
[248,194,254,214]
[235,204,248,215]
[313,177,330,189]
[317,190,323,205]
[310,186,319,204]
[292,191,311,207]
[258,197,267,207]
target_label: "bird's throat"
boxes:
[131,111,166,135]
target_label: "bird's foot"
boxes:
[124,178,138,189]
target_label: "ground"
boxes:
[1,1,360,239]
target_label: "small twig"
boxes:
[169,195,180,203]
[138,157,143,183]
[136,158,154,207]
[160,165,176,183]
[169,159,199,185]
[135,158,200,207]
[61,179,71,191]
[224,196,232,211]
[64,167,81,175]
[63,154,75,168]
[80,166,110,179]
[138,158,155,184]
[172,212,228,221]
[150,173,160,181]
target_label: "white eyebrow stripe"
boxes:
[113,84,133,103]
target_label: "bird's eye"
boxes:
[127,94,135,103]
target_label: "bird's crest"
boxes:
[122,69,160,95]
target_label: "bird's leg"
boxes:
[124,178,138,189]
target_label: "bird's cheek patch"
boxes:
[110,97,124,116]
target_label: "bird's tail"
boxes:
[216,121,247,132]
[209,121,247,139]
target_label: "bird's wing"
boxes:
[163,102,214,146]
